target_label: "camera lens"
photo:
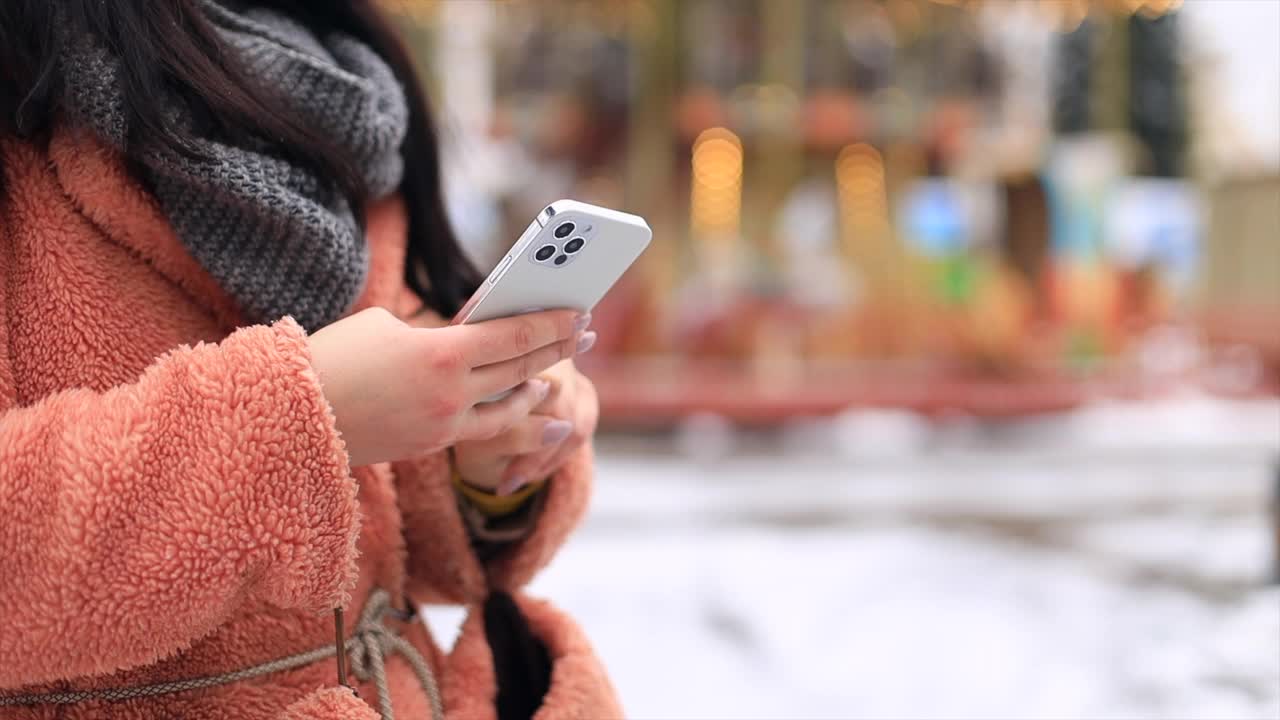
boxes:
[564,237,585,254]
[554,254,568,266]
[554,222,575,239]
[534,244,556,261]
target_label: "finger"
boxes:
[533,371,572,416]
[576,374,600,437]
[532,382,563,415]
[527,423,587,484]
[500,379,598,494]
[497,448,554,496]
[471,414,575,458]
[534,377,599,478]
[458,378,552,442]
[467,335,579,400]
[447,310,589,367]
[500,428,582,495]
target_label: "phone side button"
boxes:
[488,255,513,284]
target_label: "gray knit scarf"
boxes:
[62,0,409,330]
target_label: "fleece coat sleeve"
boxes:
[0,317,361,689]
[393,443,595,604]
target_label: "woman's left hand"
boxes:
[452,358,598,496]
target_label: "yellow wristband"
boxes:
[451,469,546,518]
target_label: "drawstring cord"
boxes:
[0,589,442,720]
[343,589,444,720]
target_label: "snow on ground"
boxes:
[533,528,1277,720]
[518,394,1280,719]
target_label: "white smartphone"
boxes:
[452,199,651,326]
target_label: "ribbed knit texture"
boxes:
[60,0,409,330]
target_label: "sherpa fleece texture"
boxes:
[0,127,619,719]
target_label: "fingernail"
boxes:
[576,331,597,354]
[573,313,592,333]
[497,475,528,496]
[542,419,573,446]
[530,379,551,398]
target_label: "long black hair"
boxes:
[0,0,481,317]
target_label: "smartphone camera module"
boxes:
[534,244,556,262]
[554,222,575,239]
[564,237,585,254]
[554,254,569,266]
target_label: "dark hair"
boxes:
[0,0,480,317]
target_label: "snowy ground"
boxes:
[439,393,1280,719]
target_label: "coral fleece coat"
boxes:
[0,127,621,719]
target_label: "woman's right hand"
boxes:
[306,307,590,467]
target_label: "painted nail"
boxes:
[542,419,573,446]
[573,313,592,333]
[530,379,551,399]
[576,331,597,354]
[497,475,528,497]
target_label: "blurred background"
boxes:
[386,0,1279,717]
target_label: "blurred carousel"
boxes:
[385,0,1280,426]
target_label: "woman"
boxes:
[0,1,620,718]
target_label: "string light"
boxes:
[691,127,744,241]
[836,143,890,249]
